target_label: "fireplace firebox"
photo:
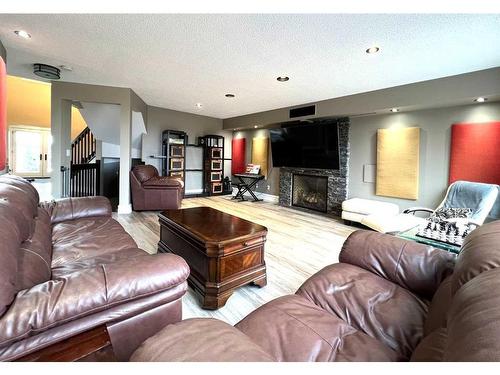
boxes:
[292,174,328,213]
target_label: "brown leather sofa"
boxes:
[131,220,500,361]
[130,165,184,211]
[0,174,189,361]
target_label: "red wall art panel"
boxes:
[0,56,7,171]
[231,138,246,175]
[449,121,500,185]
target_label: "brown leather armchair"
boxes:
[0,175,189,361]
[130,165,183,211]
[132,221,500,361]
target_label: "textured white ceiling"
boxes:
[0,14,499,119]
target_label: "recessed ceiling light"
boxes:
[474,97,487,103]
[14,30,31,39]
[195,103,203,109]
[277,76,289,82]
[254,125,259,129]
[390,108,399,113]
[366,46,380,54]
[225,93,235,98]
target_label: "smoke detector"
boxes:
[33,63,61,80]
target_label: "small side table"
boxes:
[396,226,461,254]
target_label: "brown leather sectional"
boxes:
[131,220,500,361]
[130,165,184,211]
[0,175,189,361]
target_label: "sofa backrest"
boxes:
[132,165,159,183]
[0,175,52,317]
[412,220,500,361]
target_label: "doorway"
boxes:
[9,125,51,178]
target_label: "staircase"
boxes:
[70,127,100,197]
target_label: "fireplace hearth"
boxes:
[278,117,349,216]
[292,174,328,213]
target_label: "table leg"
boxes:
[251,275,267,288]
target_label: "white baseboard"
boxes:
[117,203,132,214]
[231,187,279,203]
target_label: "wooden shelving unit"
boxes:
[161,130,187,190]
[201,135,225,196]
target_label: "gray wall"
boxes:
[0,38,6,61]
[349,102,500,217]
[223,67,500,130]
[51,81,133,212]
[233,102,500,217]
[143,106,232,176]
[232,129,279,195]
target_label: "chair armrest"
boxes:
[403,207,434,215]
[339,230,456,299]
[142,177,184,189]
[130,318,274,362]
[0,253,189,348]
[40,196,112,224]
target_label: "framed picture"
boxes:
[211,160,222,170]
[210,171,222,182]
[170,158,184,170]
[212,182,223,193]
[211,148,222,159]
[170,145,184,157]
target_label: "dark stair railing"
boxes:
[72,126,96,164]
[70,127,100,197]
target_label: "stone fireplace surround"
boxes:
[278,118,349,216]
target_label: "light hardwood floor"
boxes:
[113,196,356,325]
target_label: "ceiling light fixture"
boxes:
[276,76,289,82]
[195,103,203,109]
[225,93,235,98]
[390,108,399,113]
[33,63,61,80]
[14,30,31,39]
[366,46,380,54]
[254,125,259,129]
[474,97,487,103]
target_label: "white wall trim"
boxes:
[231,187,279,203]
[117,203,132,214]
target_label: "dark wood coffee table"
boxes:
[158,206,268,310]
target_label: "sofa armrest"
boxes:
[41,196,112,224]
[339,230,456,299]
[0,253,189,348]
[142,176,184,189]
[130,318,275,361]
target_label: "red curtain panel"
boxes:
[449,122,500,185]
[231,138,246,175]
[0,56,6,171]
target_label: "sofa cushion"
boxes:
[360,213,426,233]
[0,184,38,235]
[296,263,429,360]
[235,295,402,361]
[51,217,138,273]
[131,318,275,362]
[410,327,447,361]
[16,208,53,291]
[451,220,500,294]
[0,175,39,207]
[342,198,399,216]
[339,230,456,300]
[0,205,23,316]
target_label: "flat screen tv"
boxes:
[269,121,340,170]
